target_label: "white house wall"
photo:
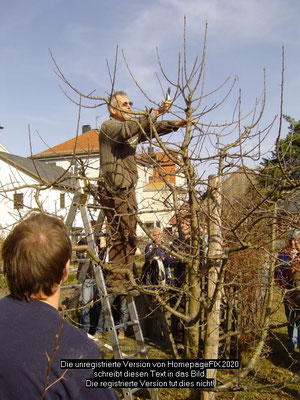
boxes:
[48,156,99,179]
[41,154,185,237]
[0,160,72,237]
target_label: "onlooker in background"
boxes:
[143,227,172,285]
[94,294,130,341]
[112,295,130,340]
[274,229,300,352]
[171,214,191,287]
[77,232,106,337]
[0,213,118,399]
[169,214,192,350]
[77,231,130,341]
[168,214,206,351]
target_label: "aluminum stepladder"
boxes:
[65,179,159,400]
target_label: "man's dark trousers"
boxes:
[99,186,137,292]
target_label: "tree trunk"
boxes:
[185,276,200,358]
[201,174,223,400]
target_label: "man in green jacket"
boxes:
[99,91,186,294]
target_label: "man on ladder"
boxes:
[98,90,186,295]
[66,181,157,400]
[66,91,186,400]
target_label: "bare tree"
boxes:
[2,21,299,400]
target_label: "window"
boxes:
[60,193,65,209]
[145,222,154,231]
[14,193,24,209]
[70,160,78,174]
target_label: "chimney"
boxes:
[82,125,91,134]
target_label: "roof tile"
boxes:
[31,129,99,158]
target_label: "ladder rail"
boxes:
[65,179,159,400]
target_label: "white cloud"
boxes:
[93,0,299,111]
[115,0,300,58]
[162,0,300,47]
[1,0,299,157]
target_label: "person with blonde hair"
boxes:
[143,227,172,284]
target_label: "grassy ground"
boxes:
[0,273,299,399]
[88,284,300,400]
[93,331,299,400]
[86,295,299,400]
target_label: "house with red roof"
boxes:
[31,125,185,235]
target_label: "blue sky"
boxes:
[1,0,300,159]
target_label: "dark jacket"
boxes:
[275,248,300,308]
[145,242,173,267]
[274,248,295,289]
[0,296,118,400]
[99,117,179,189]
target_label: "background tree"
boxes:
[259,114,300,195]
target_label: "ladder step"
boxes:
[123,349,148,359]
[61,284,80,290]
[115,320,139,330]
[86,204,102,209]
